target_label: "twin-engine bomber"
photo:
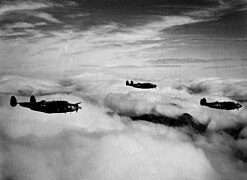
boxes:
[200,98,242,110]
[126,80,157,89]
[10,95,81,114]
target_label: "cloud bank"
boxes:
[0,75,247,180]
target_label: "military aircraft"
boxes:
[126,80,157,89]
[200,98,242,110]
[10,95,81,114]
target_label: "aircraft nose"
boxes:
[237,103,242,108]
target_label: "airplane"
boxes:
[10,95,81,114]
[126,80,157,89]
[200,98,242,110]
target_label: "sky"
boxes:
[0,0,247,180]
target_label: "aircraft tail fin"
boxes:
[126,81,129,86]
[200,98,207,106]
[130,80,133,85]
[30,95,36,103]
[10,96,17,107]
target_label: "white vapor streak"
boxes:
[0,1,53,16]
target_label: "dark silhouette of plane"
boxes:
[126,80,157,89]
[200,98,242,110]
[10,95,81,114]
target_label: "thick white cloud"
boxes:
[0,75,247,180]
[0,98,219,180]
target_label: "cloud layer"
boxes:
[0,74,247,180]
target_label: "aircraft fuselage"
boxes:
[19,101,79,113]
[203,102,242,110]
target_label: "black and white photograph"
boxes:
[0,0,247,179]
